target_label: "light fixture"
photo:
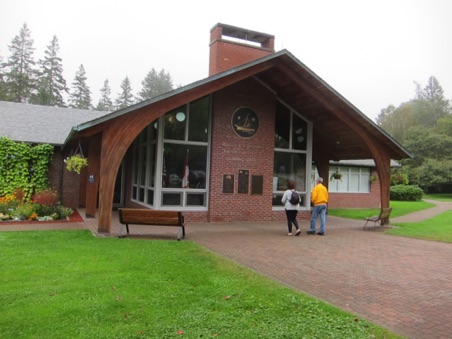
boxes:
[176,112,186,122]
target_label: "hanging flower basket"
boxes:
[330,171,342,181]
[64,142,88,174]
[65,154,88,174]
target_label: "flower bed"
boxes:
[0,189,75,223]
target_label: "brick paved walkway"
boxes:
[1,204,452,339]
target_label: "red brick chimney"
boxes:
[209,23,275,76]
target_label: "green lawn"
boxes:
[329,195,452,243]
[328,200,435,220]
[0,230,399,339]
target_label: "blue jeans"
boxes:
[310,204,327,233]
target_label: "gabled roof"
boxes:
[0,101,110,145]
[74,49,411,160]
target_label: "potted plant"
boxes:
[65,154,88,174]
[330,171,342,181]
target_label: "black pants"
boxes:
[285,209,299,233]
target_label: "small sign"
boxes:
[238,170,249,194]
[251,175,263,195]
[223,174,234,193]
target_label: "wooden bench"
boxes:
[363,207,393,229]
[118,208,185,240]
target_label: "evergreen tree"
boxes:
[96,79,114,111]
[414,76,451,127]
[4,23,37,103]
[115,76,134,109]
[136,68,173,101]
[0,54,9,101]
[69,64,92,109]
[32,35,68,106]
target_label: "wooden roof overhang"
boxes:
[72,50,411,231]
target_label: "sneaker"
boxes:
[306,231,315,235]
[316,232,324,236]
[287,233,293,236]
[295,229,301,236]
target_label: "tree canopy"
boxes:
[377,76,452,191]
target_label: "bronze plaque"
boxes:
[251,175,263,195]
[222,174,234,193]
[238,170,249,194]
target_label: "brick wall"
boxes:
[48,149,81,209]
[208,78,276,221]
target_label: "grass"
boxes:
[386,210,452,242]
[328,200,435,220]
[423,193,452,201]
[329,194,452,243]
[0,230,399,339]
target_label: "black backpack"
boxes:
[289,190,300,205]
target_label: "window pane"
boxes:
[139,146,147,185]
[138,188,145,202]
[162,193,182,206]
[147,189,154,205]
[273,152,307,193]
[148,144,156,188]
[275,102,290,149]
[164,105,186,140]
[350,174,360,191]
[292,114,308,150]
[187,193,205,206]
[162,144,207,189]
[189,96,209,142]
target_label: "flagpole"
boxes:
[182,149,189,188]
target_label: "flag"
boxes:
[182,149,189,188]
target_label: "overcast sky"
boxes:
[1,0,451,121]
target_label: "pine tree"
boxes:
[414,76,451,127]
[136,68,173,101]
[0,54,9,101]
[115,76,134,109]
[32,36,68,106]
[69,64,92,109]
[5,23,37,103]
[96,79,114,111]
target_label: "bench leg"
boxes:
[118,224,129,238]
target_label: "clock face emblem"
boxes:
[231,107,259,138]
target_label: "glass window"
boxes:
[274,152,306,192]
[162,144,207,189]
[164,105,186,140]
[273,101,311,208]
[292,114,308,151]
[328,166,370,192]
[275,102,290,149]
[188,96,209,142]
[132,96,210,208]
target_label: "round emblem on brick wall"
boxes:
[231,107,259,138]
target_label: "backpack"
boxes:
[289,190,300,205]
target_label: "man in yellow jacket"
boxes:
[307,177,329,236]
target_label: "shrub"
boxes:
[56,205,74,219]
[16,202,39,220]
[390,185,423,201]
[32,189,58,206]
[0,193,19,215]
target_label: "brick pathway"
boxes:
[1,205,452,338]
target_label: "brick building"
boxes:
[0,23,411,233]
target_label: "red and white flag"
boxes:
[182,150,189,188]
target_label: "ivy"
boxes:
[0,137,54,200]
